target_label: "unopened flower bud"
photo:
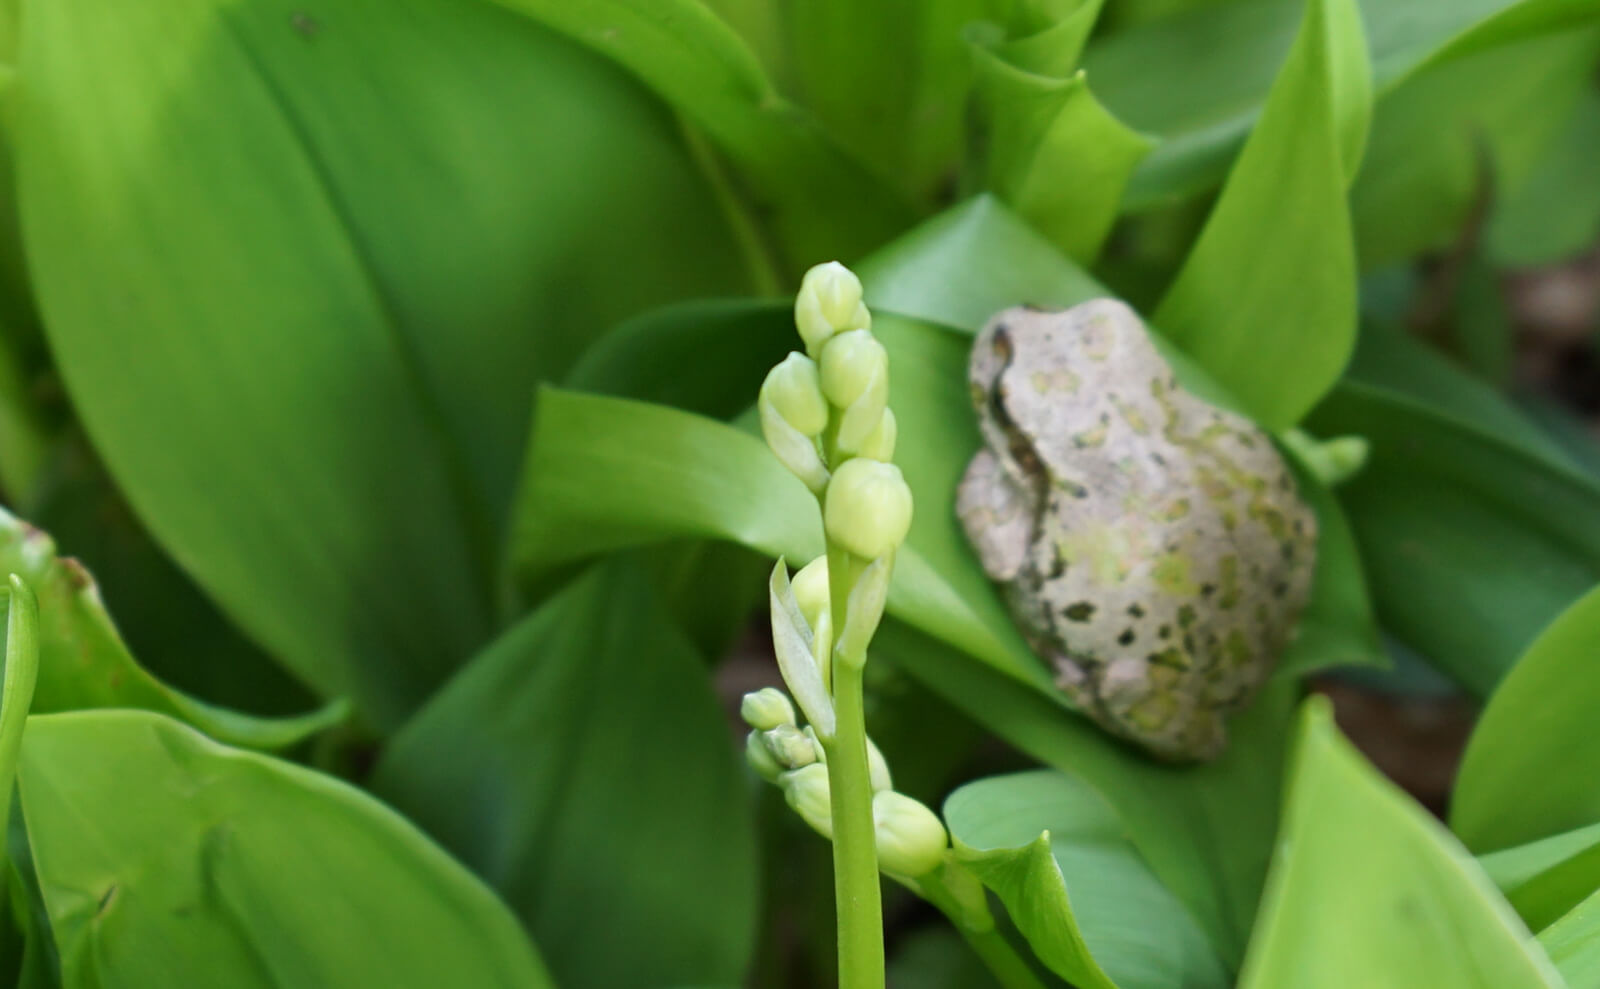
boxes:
[819,330,888,409]
[825,459,914,559]
[866,737,893,793]
[764,724,818,770]
[873,791,947,877]
[759,398,830,493]
[802,725,828,765]
[791,556,830,631]
[820,331,890,453]
[761,353,829,437]
[741,687,796,731]
[858,408,897,462]
[796,262,867,354]
[782,763,834,837]
[746,730,783,782]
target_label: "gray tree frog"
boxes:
[955,299,1316,761]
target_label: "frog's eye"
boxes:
[990,325,1013,360]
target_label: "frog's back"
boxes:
[968,301,1316,761]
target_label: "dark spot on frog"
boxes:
[1200,583,1216,597]
[1126,603,1145,618]
[1064,601,1095,622]
[1177,604,1198,628]
[1158,624,1171,639]
[1148,648,1188,670]
[97,884,118,918]
[1150,451,1167,467]
[1063,480,1090,499]
[1272,581,1288,598]
[291,11,321,37]
[1116,628,1136,646]
[1048,550,1067,579]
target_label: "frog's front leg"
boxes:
[956,448,1035,581]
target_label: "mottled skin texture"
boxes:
[956,300,1317,761]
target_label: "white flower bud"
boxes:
[857,407,897,462]
[791,556,830,631]
[818,330,888,409]
[873,791,947,878]
[866,736,893,793]
[746,730,783,783]
[741,687,796,731]
[824,459,914,560]
[819,331,890,454]
[764,724,818,770]
[759,397,830,493]
[802,725,829,765]
[761,353,829,437]
[782,763,834,838]
[796,262,866,354]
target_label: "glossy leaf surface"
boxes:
[18,0,746,728]
[1454,586,1600,853]
[1153,0,1371,429]
[1237,700,1562,988]
[945,769,1228,988]
[372,560,757,989]
[18,710,551,988]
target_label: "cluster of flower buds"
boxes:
[742,684,949,879]
[748,261,945,877]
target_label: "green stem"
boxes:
[959,928,1050,989]
[822,544,884,988]
[915,861,1047,989]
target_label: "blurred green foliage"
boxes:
[0,0,1597,984]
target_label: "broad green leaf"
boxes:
[0,506,341,749]
[780,0,1005,204]
[856,195,1104,333]
[17,709,551,987]
[1454,586,1600,852]
[1542,889,1600,987]
[1307,376,1600,694]
[0,575,37,855]
[944,770,1228,988]
[1236,699,1563,988]
[968,13,1155,263]
[18,0,748,729]
[477,0,916,272]
[1352,27,1600,269]
[1489,84,1600,266]
[1088,0,1600,208]
[1342,325,1568,461]
[1277,465,1385,677]
[25,443,319,719]
[509,385,1050,691]
[1482,822,1600,932]
[882,619,1297,969]
[1153,0,1371,429]
[567,298,793,422]
[371,560,755,989]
